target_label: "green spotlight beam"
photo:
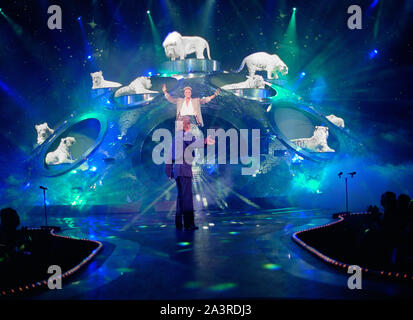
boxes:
[1,9,23,36]
[147,11,163,63]
[279,8,298,69]
[373,0,383,39]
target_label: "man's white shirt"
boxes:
[180,99,194,116]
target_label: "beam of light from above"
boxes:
[120,181,176,231]
[279,7,298,70]
[1,8,23,36]
[77,16,95,67]
[199,0,216,37]
[146,10,163,64]
[0,78,31,111]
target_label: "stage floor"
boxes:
[23,207,413,299]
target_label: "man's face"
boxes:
[183,122,191,131]
[184,89,192,99]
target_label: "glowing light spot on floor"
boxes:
[202,226,209,229]
[208,283,237,291]
[229,232,239,235]
[178,242,191,246]
[208,223,215,226]
[263,263,281,270]
[107,236,117,239]
[160,224,167,228]
[138,225,148,228]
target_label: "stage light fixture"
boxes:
[87,55,92,60]
[293,7,297,11]
[147,10,150,14]
[77,16,81,21]
[300,71,306,78]
[369,49,379,59]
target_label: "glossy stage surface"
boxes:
[22,206,413,300]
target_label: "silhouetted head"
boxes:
[381,191,397,219]
[381,191,396,207]
[0,207,20,231]
[398,194,411,214]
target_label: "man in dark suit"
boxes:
[165,116,215,230]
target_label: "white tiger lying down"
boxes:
[90,71,122,89]
[291,126,335,152]
[35,122,54,145]
[221,75,268,90]
[114,77,159,97]
[45,137,77,165]
[235,52,288,80]
[326,114,345,128]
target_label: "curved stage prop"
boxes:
[160,58,220,74]
[23,60,363,207]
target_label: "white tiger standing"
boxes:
[162,31,211,60]
[235,52,288,80]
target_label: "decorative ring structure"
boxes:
[267,101,342,162]
[36,113,108,177]
[160,58,220,74]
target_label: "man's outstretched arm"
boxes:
[162,84,178,104]
[200,88,220,104]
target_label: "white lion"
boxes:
[114,77,159,97]
[235,52,288,80]
[221,75,267,90]
[90,71,122,89]
[326,114,345,128]
[45,137,77,165]
[291,126,335,152]
[162,31,211,60]
[35,123,54,145]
